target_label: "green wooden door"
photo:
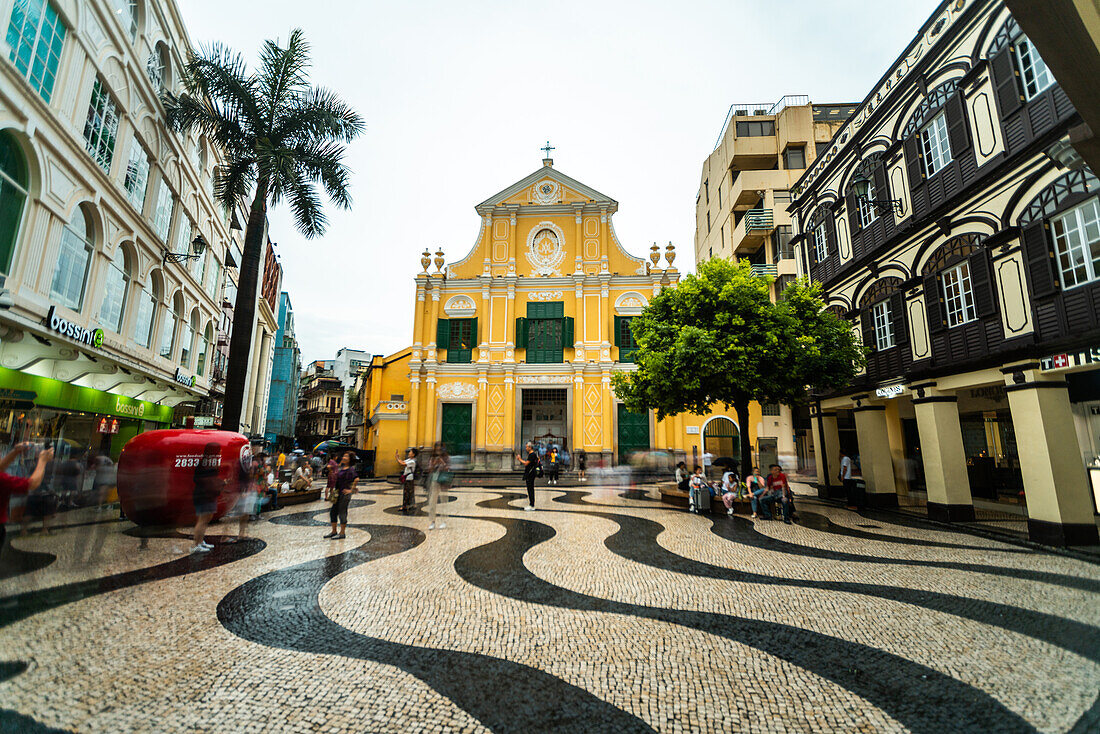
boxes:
[617,404,650,463]
[440,403,472,457]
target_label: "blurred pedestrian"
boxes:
[675,461,689,492]
[576,448,587,482]
[426,442,450,530]
[546,446,560,485]
[0,444,52,556]
[191,443,224,553]
[397,448,418,514]
[325,451,357,539]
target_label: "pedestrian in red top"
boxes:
[0,443,53,555]
[761,464,793,524]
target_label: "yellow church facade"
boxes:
[362,159,769,475]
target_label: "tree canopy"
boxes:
[611,258,864,473]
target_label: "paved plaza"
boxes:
[1,481,1098,733]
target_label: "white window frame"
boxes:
[1051,198,1100,290]
[97,250,128,332]
[919,111,952,178]
[133,285,156,348]
[857,179,877,228]
[108,0,138,42]
[153,181,174,242]
[813,220,828,261]
[1015,36,1054,101]
[872,300,894,350]
[123,137,149,212]
[83,78,119,174]
[942,262,977,328]
[50,212,92,310]
[146,48,165,93]
[159,302,177,359]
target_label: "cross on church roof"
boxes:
[541,140,555,159]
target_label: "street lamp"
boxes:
[163,234,209,265]
[853,174,904,218]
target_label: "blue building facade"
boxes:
[264,292,302,449]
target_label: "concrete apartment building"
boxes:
[332,346,368,440]
[296,359,343,451]
[694,96,855,472]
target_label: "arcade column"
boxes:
[913,393,975,522]
[853,404,898,507]
[1005,369,1099,546]
[423,375,437,451]
[601,371,613,465]
[810,409,842,499]
[406,376,420,451]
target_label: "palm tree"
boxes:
[163,29,364,432]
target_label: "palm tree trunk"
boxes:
[734,397,752,478]
[221,180,269,432]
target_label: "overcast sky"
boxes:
[176,0,937,363]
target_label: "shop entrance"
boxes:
[616,404,649,462]
[521,389,567,449]
[440,403,472,457]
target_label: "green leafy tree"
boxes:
[612,258,864,475]
[164,29,364,431]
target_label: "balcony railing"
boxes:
[750,264,778,278]
[713,95,811,149]
[745,209,774,232]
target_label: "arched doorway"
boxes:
[703,417,740,469]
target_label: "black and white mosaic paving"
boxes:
[1,482,1098,732]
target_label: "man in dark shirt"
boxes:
[0,443,53,554]
[515,441,539,510]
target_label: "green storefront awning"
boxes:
[0,366,174,424]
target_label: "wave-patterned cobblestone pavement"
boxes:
[0,482,1097,732]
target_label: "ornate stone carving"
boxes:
[444,295,477,317]
[421,249,431,272]
[525,221,567,276]
[437,382,478,399]
[517,375,573,384]
[529,290,563,301]
[532,179,561,205]
[664,242,676,267]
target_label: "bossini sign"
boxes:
[47,306,104,349]
[175,368,196,388]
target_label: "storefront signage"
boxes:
[1041,347,1100,372]
[0,387,36,409]
[175,368,196,388]
[875,384,906,398]
[47,306,104,349]
[0,366,172,424]
[97,417,120,434]
[969,386,1006,401]
[686,426,700,434]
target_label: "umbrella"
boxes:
[312,439,351,453]
[711,456,739,468]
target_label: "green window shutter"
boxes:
[613,315,622,346]
[436,318,450,348]
[469,317,478,345]
[515,317,527,348]
[562,317,574,348]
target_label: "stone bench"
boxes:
[657,482,752,513]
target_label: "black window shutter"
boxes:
[890,292,909,346]
[846,189,862,235]
[1021,220,1059,298]
[436,319,450,349]
[824,207,837,257]
[968,250,996,317]
[924,272,947,335]
[945,92,971,156]
[861,311,876,353]
[872,164,890,214]
[990,45,1024,119]
[515,317,528,348]
[903,135,924,191]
